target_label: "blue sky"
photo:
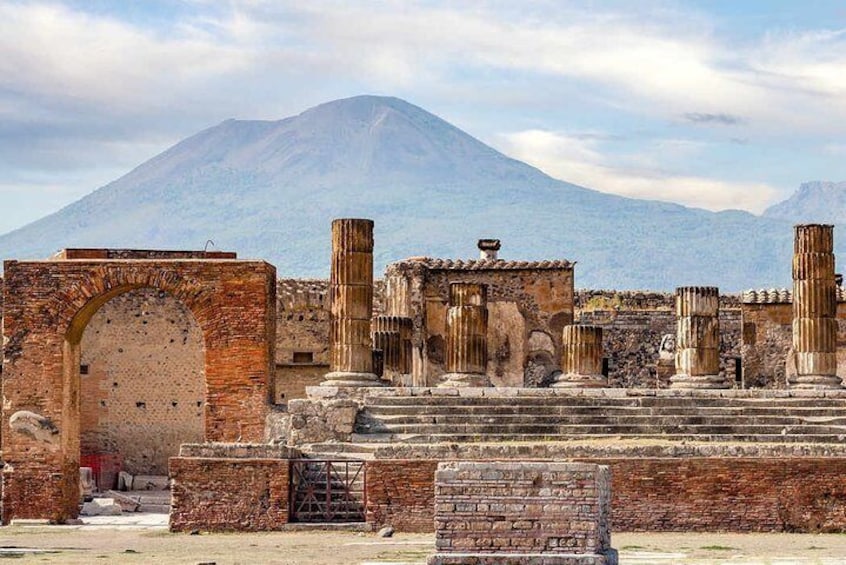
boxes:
[2,0,846,235]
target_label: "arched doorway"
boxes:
[79,288,205,491]
[1,258,276,523]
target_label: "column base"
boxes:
[551,373,607,388]
[438,372,491,387]
[788,374,843,390]
[669,374,730,389]
[320,371,386,387]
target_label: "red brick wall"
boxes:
[365,460,439,532]
[170,457,289,532]
[1,259,275,523]
[365,458,846,533]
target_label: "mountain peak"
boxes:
[763,181,846,223]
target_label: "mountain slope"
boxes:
[764,181,846,224]
[0,95,806,290]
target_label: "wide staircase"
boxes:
[349,389,846,445]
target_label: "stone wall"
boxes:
[742,301,846,388]
[385,259,574,387]
[170,454,290,532]
[80,288,205,476]
[576,291,742,388]
[365,459,439,532]
[363,456,846,533]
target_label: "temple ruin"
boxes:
[2,221,846,539]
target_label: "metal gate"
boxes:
[289,460,366,523]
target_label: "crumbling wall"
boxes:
[80,288,205,476]
[385,260,574,387]
[576,290,742,388]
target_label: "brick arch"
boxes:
[1,258,276,524]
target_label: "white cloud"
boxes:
[496,129,780,213]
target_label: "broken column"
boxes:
[321,219,384,387]
[790,224,841,389]
[372,315,413,384]
[552,325,607,388]
[440,282,490,387]
[670,286,728,389]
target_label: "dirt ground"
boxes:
[2,522,846,565]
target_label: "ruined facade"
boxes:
[1,250,276,523]
[384,256,575,387]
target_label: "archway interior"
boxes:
[75,287,205,491]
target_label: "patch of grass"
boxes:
[621,545,648,550]
[806,545,826,550]
[700,545,737,551]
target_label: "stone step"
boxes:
[363,406,846,421]
[350,432,846,444]
[363,395,846,408]
[359,413,846,427]
[358,422,846,436]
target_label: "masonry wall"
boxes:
[364,457,846,533]
[170,457,290,532]
[385,261,574,387]
[742,302,846,388]
[576,291,742,388]
[79,288,205,476]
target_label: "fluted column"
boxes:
[790,224,841,389]
[670,286,728,389]
[321,219,384,386]
[440,283,490,387]
[552,325,606,388]
[372,316,413,382]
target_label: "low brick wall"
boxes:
[366,457,846,533]
[169,457,290,532]
[365,459,439,532]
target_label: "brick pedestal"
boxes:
[427,462,617,565]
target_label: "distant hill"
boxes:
[0,95,821,290]
[763,181,846,225]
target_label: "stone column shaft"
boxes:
[440,283,490,387]
[372,315,413,377]
[670,286,728,389]
[322,219,383,386]
[552,325,607,388]
[790,224,841,389]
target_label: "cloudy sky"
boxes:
[2,0,846,234]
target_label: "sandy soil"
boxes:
[2,523,846,564]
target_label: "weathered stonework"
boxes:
[385,256,574,387]
[322,219,383,387]
[670,287,728,389]
[790,224,841,389]
[1,254,276,523]
[441,283,490,387]
[79,288,205,476]
[427,462,616,565]
[169,443,297,532]
[372,315,413,385]
[553,325,607,388]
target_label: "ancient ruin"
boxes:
[2,219,846,541]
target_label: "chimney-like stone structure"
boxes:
[552,325,607,388]
[321,219,384,387]
[372,316,413,381]
[790,224,841,389]
[440,282,490,387]
[670,286,728,389]
[477,239,501,260]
